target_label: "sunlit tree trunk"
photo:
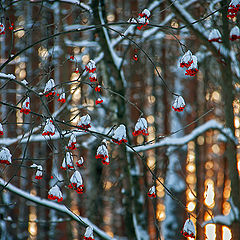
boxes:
[167,1,240,238]
[219,2,240,237]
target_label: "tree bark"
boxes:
[91,0,145,238]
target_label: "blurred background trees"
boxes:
[0,0,239,239]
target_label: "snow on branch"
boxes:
[0,126,108,146]
[65,38,99,48]
[131,119,237,152]
[34,0,93,13]
[169,0,206,35]
[0,125,42,146]
[97,4,127,86]
[168,0,205,32]
[0,178,115,240]
[0,72,16,80]
[98,5,122,69]
[202,198,239,227]
[111,0,162,46]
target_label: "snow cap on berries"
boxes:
[185,55,198,76]
[138,17,149,26]
[147,186,156,198]
[68,170,84,194]
[31,164,43,179]
[137,9,150,30]
[229,26,240,41]
[172,96,185,112]
[84,226,94,240]
[76,157,84,167]
[85,60,96,73]
[132,117,149,136]
[228,0,240,19]
[0,147,12,165]
[180,50,193,68]
[77,114,91,130]
[0,123,3,135]
[229,0,240,8]
[95,85,101,92]
[112,124,127,144]
[140,9,151,18]
[137,15,149,29]
[227,0,240,19]
[96,140,109,165]
[42,119,55,136]
[95,98,103,105]
[36,165,43,179]
[67,133,77,150]
[44,79,55,97]
[208,29,222,43]
[181,219,196,238]
[20,97,31,115]
[57,92,66,103]
[89,73,97,82]
[61,152,74,170]
[48,185,63,202]
[0,23,5,35]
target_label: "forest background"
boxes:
[0,0,240,239]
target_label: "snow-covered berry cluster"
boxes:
[43,79,66,103]
[112,124,127,145]
[85,60,103,105]
[208,26,240,43]
[229,26,240,41]
[57,92,66,103]
[172,95,185,112]
[0,21,14,35]
[0,123,4,136]
[181,219,196,239]
[67,133,77,150]
[127,9,151,31]
[180,50,198,77]
[61,152,74,170]
[31,164,43,180]
[76,157,84,167]
[0,147,12,165]
[132,117,149,136]
[42,119,55,136]
[208,29,222,43]
[84,226,94,240]
[137,9,150,30]
[77,114,91,130]
[95,140,109,165]
[147,186,156,198]
[227,0,240,19]
[20,97,31,115]
[68,170,84,194]
[48,185,63,202]
[0,23,5,35]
